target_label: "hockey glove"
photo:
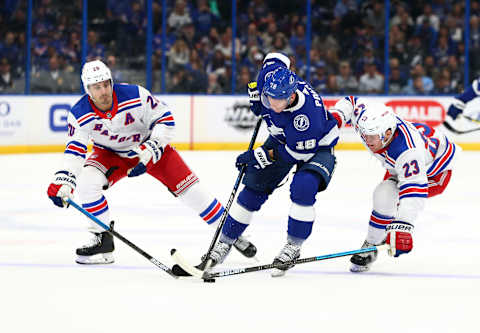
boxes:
[236,146,274,171]
[447,98,465,120]
[127,139,163,177]
[386,221,413,257]
[248,81,262,116]
[47,171,76,208]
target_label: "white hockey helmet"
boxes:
[81,60,113,96]
[355,102,397,147]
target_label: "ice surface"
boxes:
[0,150,478,333]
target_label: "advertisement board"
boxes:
[0,94,479,153]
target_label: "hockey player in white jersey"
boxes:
[330,97,460,272]
[47,60,256,265]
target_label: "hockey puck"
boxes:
[203,278,216,283]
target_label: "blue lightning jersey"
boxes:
[256,54,339,164]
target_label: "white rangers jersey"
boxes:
[62,84,175,177]
[331,96,460,224]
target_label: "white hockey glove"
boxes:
[127,139,164,177]
[386,221,414,257]
[47,171,76,208]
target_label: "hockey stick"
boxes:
[171,117,263,276]
[442,114,480,134]
[172,245,388,279]
[67,198,178,278]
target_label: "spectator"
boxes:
[405,64,434,94]
[0,31,19,68]
[86,31,105,61]
[391,3,413,27]
[179,23,197,49]
[235,66,251,94]
[218,60,233,92]
[389,66,407,94]
[168,0,192,35]
[0,57,14,92]
[414,19,437,52]
[214,27,241,61]
[416,3,440,32]
[364,1,385,34]
[289,25,306,56]
[168,66,192,93]
[355,46,381,77]
[167,39,190,71]
[471,15,480,76]
[404,75,427,95]
[334,0,357,20]
[106,55,124,83]
[423,55,439,80]
[193,0,218,36]
[31,55,76,93]
[61,31,81,65]
[324,74,339,94]
[432,35,453,67]
[433,71,455,94]
[270,32,293,56]
[311,63,327,93]
[336,60,358,94]
[446,55,463,92]
[207,73,222,94]
[205,49,226,75]
[445,2,464,43]
[359,61,384,94]
[261,21,278,53]
[404,35,425,68]
[242,22,263,51]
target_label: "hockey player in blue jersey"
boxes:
[442,78,480,133]
[445,78,480,121]
[47,60,256,265]
[203,53,339,277]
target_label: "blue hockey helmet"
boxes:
[262,67,298,101]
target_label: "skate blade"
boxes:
[76,252,114,265]
[349,263,371,273]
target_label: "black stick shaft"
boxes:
[203,117,263,261]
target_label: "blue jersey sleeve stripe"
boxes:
[399,183,428,190]
[399,193,428,199]
[65,150,86,158]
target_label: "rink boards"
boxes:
[1,94,480,153]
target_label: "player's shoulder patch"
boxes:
[70,95,97,127]
[114,84,140,104]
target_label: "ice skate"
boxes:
[233,236,257,258]
[76,231,114,264]
[271,242,301,277]
[350,240,380,273]
[204,240,232,268]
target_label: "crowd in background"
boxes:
[1,0,478,95]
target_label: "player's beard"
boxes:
[97,94,112,110]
